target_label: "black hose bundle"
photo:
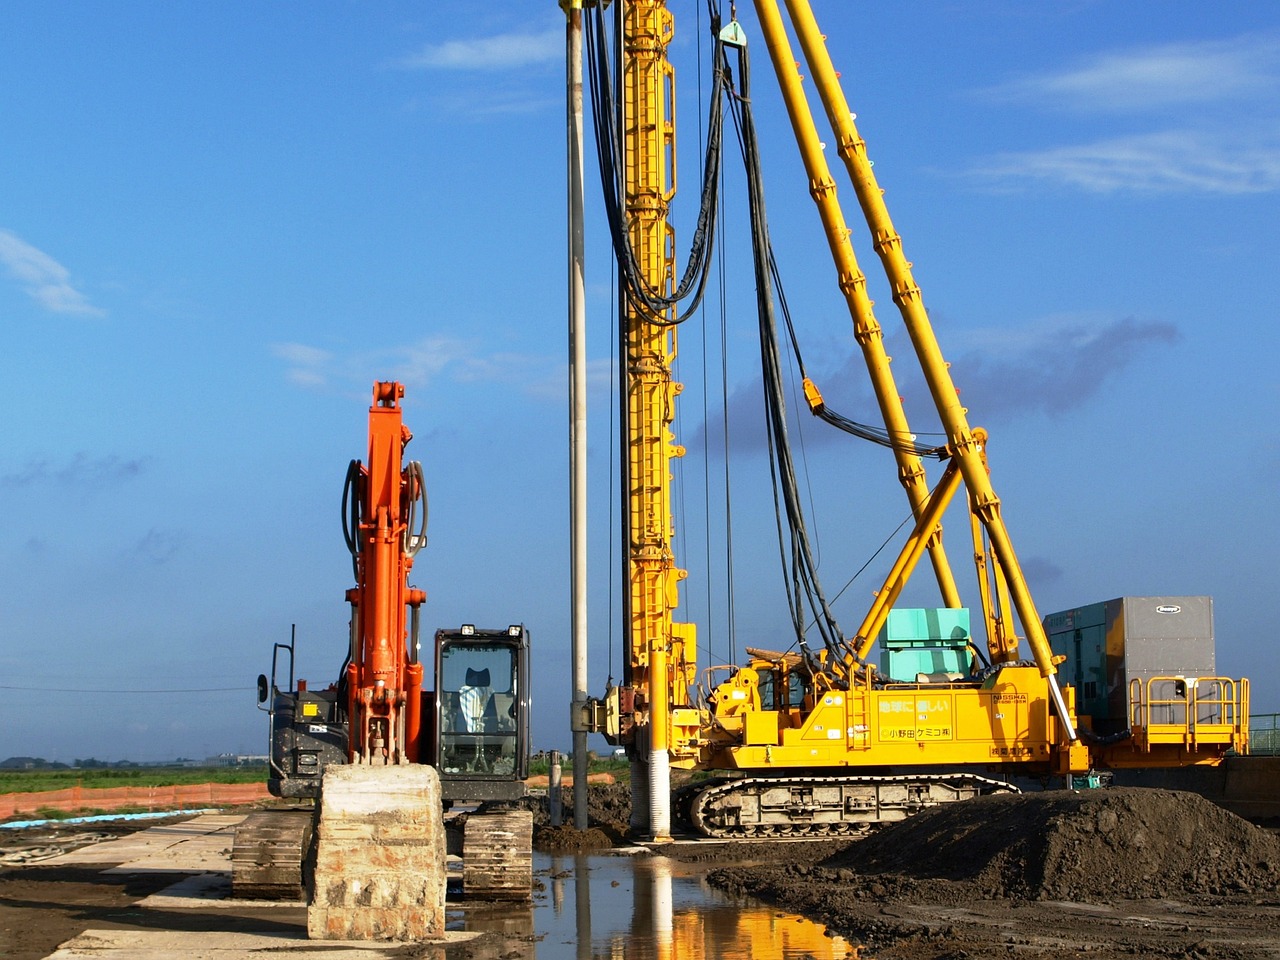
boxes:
[583,1,729,325]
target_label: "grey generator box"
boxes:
[1042,596,1214,734]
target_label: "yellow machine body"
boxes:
[585,0,1248,836]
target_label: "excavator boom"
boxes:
[343,381,427,764]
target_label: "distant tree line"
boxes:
[1,755,262,771]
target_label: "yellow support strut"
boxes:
[851,460,965,664]
[772,0,1062,687]
[747,1,962,610]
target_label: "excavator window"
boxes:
[438,642,519,776]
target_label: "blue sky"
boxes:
[2,2,1276,763]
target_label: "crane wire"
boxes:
[718,26,963,678]
[719,202,737,667]
[723,39,842,675]
[607,253,617,687]
[771,216,946,458]
[781,285,824,573]
[587,1,730,690]
[696,0,718,670]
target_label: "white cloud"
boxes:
[976,127,1280,194]
[0,228,104,316]
[272,342,333,387]
[398,28,562,71]
[398,337,483,386]
[982,33,1280,112]
[967,33,1280,194]
[434,89,560,118]
[273,336,564,399]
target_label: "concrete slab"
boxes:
[43,815,243,870]
[135,872,300,909]
[43,927,477,958]
[35,812,487,958]
[103,817,241,874]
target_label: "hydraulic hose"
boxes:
[341,459,362,582]
[402,460,428,556]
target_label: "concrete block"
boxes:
[307,764,447,941]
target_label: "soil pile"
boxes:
[528,781,632,852]
[707,788,1280,957]
[540,781,1280,900]
[533,824,614,853]
[829,787,1280,901]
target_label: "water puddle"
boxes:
[455,852,859,960]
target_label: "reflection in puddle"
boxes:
[460,852,858,960]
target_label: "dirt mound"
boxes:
[829,787,1280,901]
[577,779,632,833]
[526,781,633,848]
[533,824,614,853]
[708,789,1280,956]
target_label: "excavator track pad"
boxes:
[232,809,314,900]
[462,806,533,899]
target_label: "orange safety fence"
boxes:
[524,772,616,788]
[0,781,270,820]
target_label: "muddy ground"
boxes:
[714,790,1280,959]
[540,783,1280,960]
[4,787,1280,959]
[0,818,197,960]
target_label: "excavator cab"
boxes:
[429,624,531,803]
[257,629,348,801]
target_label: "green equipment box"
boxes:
[877,608,972,682]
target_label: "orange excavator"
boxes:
[233,382,533,908]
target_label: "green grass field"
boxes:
[0,766,267,795]
[527,756,629,780]
[1,757,633,796]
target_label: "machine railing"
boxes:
[1248,713,1280,756]
[1128,675,1249,751]
[261,627,298,784]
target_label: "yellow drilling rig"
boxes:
[574,0,1249,839]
